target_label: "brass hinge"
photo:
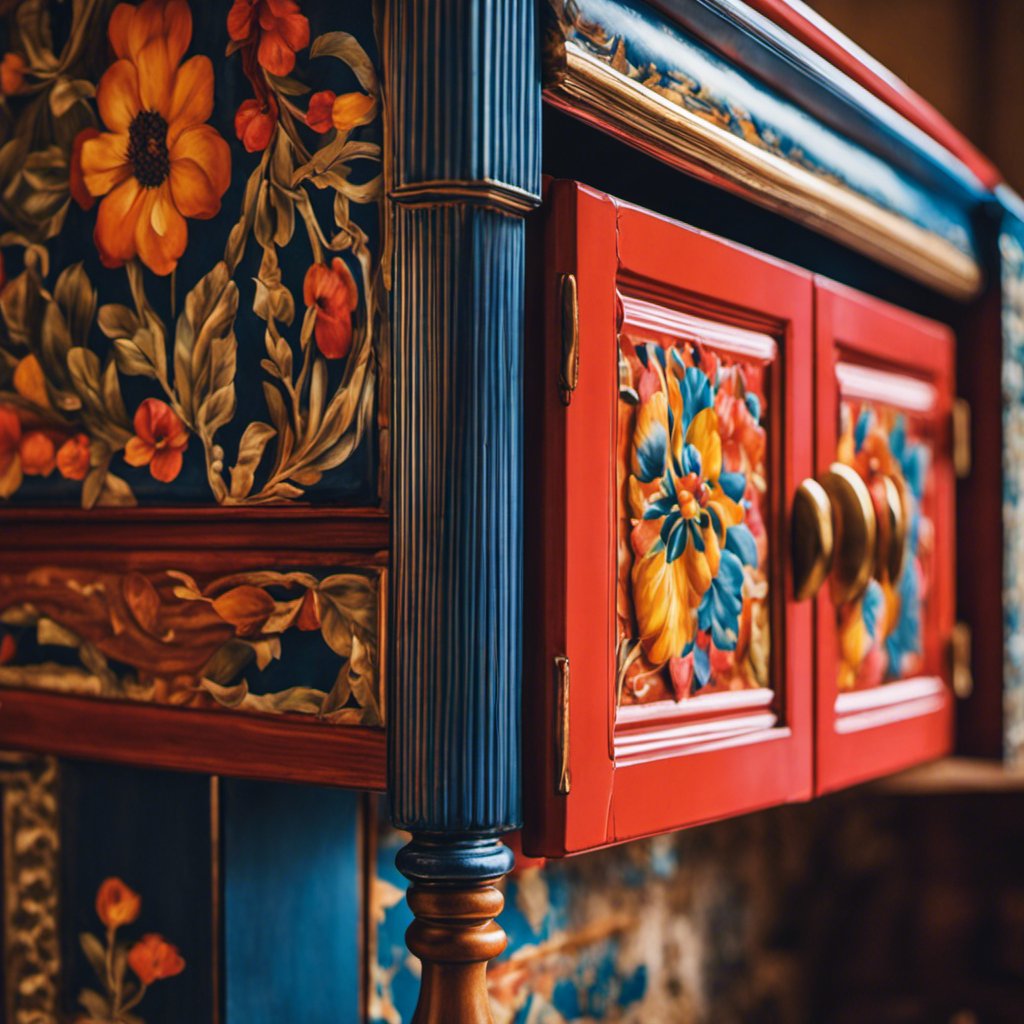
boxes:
[949,622,973,699]
[952,398,971,478]
[558,274,579,405]
[554,654,571,794]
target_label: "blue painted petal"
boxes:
[681,443,703,477]
[681,635,695,657]
[660,510,681,545]
[889,415,907,461]
[635,422,668,483]
[854,406,873,452]
[744,392,761,422]
[654,345,667,369]
[697,590,713,632]
[643,494,676,520]
[680,366,713,433]
[885,560,922,677]
[719,471,747,502]
[688,519,705,552]
[665,521,687,563]
[637,345,650,369]
[861,578,884,638]
[708,505,722,537]
[725,523,758,566]
[693,641,711,690]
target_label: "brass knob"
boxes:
[791,463,876,604]
[870,474,908,585]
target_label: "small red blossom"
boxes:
[96,877,141,930]
[0,634,15,665]
[124,399,189,483]
[20,432,55,476]
[0,52,26,95]
[303,258,358,360]
[235,95,278,153]
[127,934,185,985]
[57,434,91,480]
[305,90,335,133]
[70,128,101,210]
[227,0,309,77]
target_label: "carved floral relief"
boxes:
[833,401,934,691]
[0,564,382,724]
[0,0,384,506]
[616,331,770,705]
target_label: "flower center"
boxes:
[128,110,170,188]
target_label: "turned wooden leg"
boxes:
[397,837,514,1024]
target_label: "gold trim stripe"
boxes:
[548,43,982,300]
[390,179,541,216]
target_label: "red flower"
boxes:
[306,90,335,133]
[303,258,358,360]
[235,95,278,153]
[96,877,141,930]
[124,399,189,483]
[57,434,91,480]
[0,406,22,497]
[19,432,55,476]
[70,128,101,210]
[227,0,309,77]
[0,52,25,96]
[127,934,185,985]
[0,634,15,665]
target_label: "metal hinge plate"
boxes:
[952,398,971,479]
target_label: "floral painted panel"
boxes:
[616,330,770,705]
[0,564,382,723]
[0,0,384,506]
[834,401,934,691]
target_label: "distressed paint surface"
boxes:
[1002,226,1024,764]
[617,329,770,705]
[0,0,384,507]
[544,0,977,263]
[833,400,935,691]
[0,565,382,724]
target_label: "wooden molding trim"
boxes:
[546,43,983,300]
[0,689,386,790]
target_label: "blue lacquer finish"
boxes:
[222,780,363,1024]
[547,0,979,263]
[386,0,540,840]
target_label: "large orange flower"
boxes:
[127,934,185,984]
[80,0,231,276]
[124,398,189,482]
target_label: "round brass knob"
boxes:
[791,463,876,605]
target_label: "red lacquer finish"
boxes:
[523,180,814,857]
[813,278,956,793]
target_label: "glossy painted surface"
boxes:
[522,180,813,857]
[0,0,383,506]
[814,278,955,794]
[543,0,978,263]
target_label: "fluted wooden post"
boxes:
[384,2,541,1021]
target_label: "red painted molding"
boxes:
[742,0,1002,188]
[0,688,386,789]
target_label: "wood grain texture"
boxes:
[0,689,385,790]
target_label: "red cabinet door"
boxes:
[812,278,955,793]
[522,181,814,856]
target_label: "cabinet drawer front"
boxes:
[523,180,814,856]
[813,279,955,793]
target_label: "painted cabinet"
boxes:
[522,180,957,856]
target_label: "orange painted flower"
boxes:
[305,90,335,132]
[127,934,185,985]
[20,432,56,476]
[234,95,277,152]
[70,128,102,210]
[80,0,231,275]
[57,434,91,480]
[303,258,358,359]
[227,0,309,77]
[329,91,375,132]
[96,877,141,929]
[0,52,25,95]
[0,633,15,665]
[124,398,189,482]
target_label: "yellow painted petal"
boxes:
[108,3,134,58]
[96,59,141,134]
[166,56,215,146]
[13,355,50,409]
[701,519,721,578]
[707,492,744,538]
[170,125,231,208]
[686,406,722,481]
[135,186,187,276]
[94,177,145,267]
[682,534,712,597]
[127,0,192,67]
[633,546,698,665]
[136,36,175,116]
[167,156,222,220]
[123,436,153,467]
[631,389,669,480]
[80,132,131,198]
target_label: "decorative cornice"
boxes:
[390,179,541,216]
[547,41,982,300]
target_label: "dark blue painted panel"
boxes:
[58,760,213,1024]
[221,779,362,1024]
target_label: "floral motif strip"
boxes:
[0,565,382,724]
[834,401,933,691]
[0,0,384,505]
[617,332,770,704]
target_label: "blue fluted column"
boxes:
[385,3,540,1019]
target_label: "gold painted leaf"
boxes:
[95,472,136,508]
[212,586,275,637]
[54,263,96,348]
[49,77,94,118]
[79,933,107,983]
[122,573,161,634]
[309,32,378,94]
[112,337,158,378]
[0,267,43,348]
[13,354,49,408]
[229,421,276,499]
[97,304,138,340]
